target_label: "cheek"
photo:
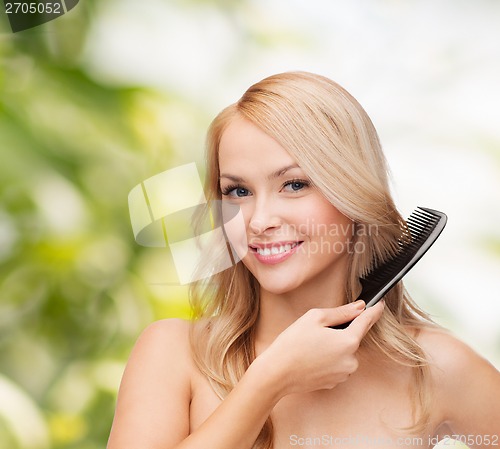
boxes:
[297,198,351,233]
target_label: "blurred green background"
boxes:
[0,2,197,448]
[1,1,499,448]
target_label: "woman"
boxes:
[107,72,500,449]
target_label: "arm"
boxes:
[106,319,192,449]
[422,330,500,448]
[107,301,384,449]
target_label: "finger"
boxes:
[346,300,385,338]
[315,300,366,327]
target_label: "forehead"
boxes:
[218,116,297,172]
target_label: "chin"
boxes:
[248,268,303,295]
[260,282,298,296]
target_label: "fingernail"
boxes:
[353,300,365,308]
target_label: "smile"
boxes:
[249,241,304,265]
[255,242,299,256]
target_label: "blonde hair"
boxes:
[189,72,436,448]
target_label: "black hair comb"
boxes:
[332,207,447,329]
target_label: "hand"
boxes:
[257,300,385,398]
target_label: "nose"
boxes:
[248,197,283,235]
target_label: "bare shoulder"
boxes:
[130,318,192,368]
[107,319,194,448]
[125,318,196,394]
[137,318,191,350]
[415,326,500,435]
[415,326,496,378]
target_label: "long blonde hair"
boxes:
[189,72,436,448]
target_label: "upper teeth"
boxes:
[256,243,298,256]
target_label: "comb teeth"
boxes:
[331,206,447,328]
[361,207,444,284]
[330,207,447,329]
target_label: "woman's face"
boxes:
[218,116,354,295]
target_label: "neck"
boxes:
[253,260,349,355]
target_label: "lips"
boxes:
[249,241,304,264]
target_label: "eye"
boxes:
[221,184,251,198]
[282,179,309,192]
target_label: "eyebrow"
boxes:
[219,164,301,182]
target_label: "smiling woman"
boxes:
[106,72,500,449]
